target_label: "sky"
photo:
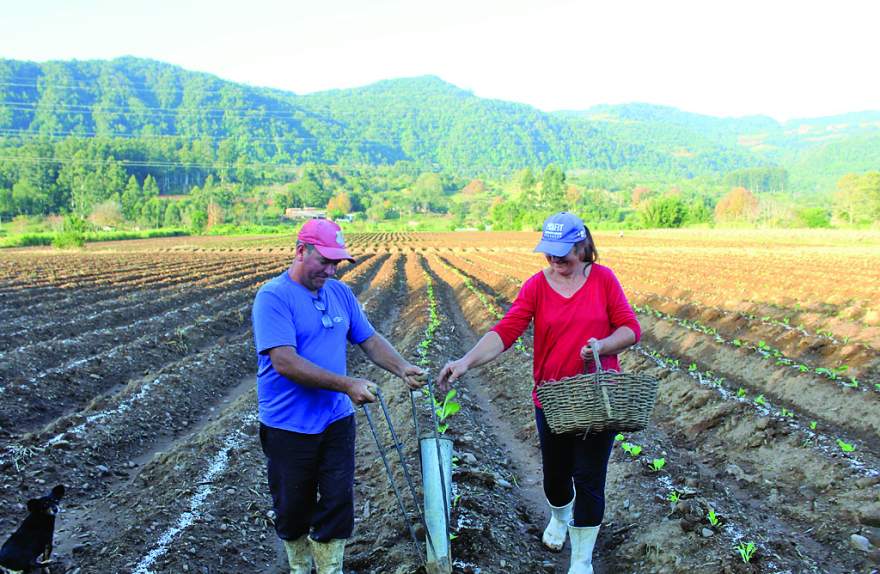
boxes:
[2,0,879,121]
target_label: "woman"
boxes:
[437,212,640,574]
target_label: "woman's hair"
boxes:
[575,226,599,263]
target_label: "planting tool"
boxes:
[362,387,443,571]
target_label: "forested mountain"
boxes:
[0,56,878,221]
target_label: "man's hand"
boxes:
[400,364,428,390]
[347,378,378,405]
[579,337,605,361]
[437,358,468,393]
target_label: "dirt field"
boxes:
[1,229,878,574]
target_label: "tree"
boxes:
[89,200,125,228]
[121,175,142,220]
[540,165,566,211]
[638,196,687,228]
[631,186,652,207]
[326,192,352,219]
[412,172,445,213]
[833,172,880,225]
[715,187,759,223]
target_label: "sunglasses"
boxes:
[313,297,334,329]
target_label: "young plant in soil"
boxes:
[649,458,665,472]
[621,442,642,457]
[736,541,757,563]
[707,507,720,528]
[836,438,855,453]
[433,389,461,434]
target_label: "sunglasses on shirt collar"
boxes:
[313,296,334,329]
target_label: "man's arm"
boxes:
[358,333,426,389]
[268,345,377,404]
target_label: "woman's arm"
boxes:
[580,325,637,359]
[437,331,504,390]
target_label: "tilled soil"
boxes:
[1,235,879,574]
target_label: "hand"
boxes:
[437,358,468,393]
[400,364,428,390]
[580,337,605,361]
[347,378,378,405]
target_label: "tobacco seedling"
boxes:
[688,362,698,372]
[707,507,720,527]
[667,490,680,504]
[836,439,855,453]
[621,442,642,457]
[736,388,747,398]
[614,433,625,442]
[433,389,461,434]
[650,458,665,472]
[754,394,766,406]
[780,408,794,418]
[809,421,817,431]
[736,541,757,563]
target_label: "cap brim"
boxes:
[314,244,355,262]
[534,240,574,257]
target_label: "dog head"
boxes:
[25,485,65,517]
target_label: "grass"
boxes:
[1,228,190,248]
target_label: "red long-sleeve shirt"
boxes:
[491,264,641,407]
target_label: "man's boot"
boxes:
[309,536,346,574]
[282,535,312,574]
[568,523,600,574]
[542,496,574,551]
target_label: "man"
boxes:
[252,218,425,574]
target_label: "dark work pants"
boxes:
[259,415,356,542]
[535,407,616,527]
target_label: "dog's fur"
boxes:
[0,485,65,574]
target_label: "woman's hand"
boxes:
[437,358,469,392]
[579,337,605,361]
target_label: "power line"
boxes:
[0,154,303,171]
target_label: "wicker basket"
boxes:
[536,346,658,435]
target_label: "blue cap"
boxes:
[534,212,587,257]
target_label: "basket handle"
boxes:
[582,345,603,378]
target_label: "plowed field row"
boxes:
[430,255,879,573]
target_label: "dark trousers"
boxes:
[535,407,615,527]
[259,415,356,542]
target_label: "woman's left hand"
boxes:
[580,337,605,361]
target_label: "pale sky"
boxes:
[2,0,879,121]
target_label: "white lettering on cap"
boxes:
[546,223,565,232]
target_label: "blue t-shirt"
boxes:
[252,271,375,434]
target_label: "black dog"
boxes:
[0,485,65,573]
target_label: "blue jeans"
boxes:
[259,415,356,541]
[535,407,615,527]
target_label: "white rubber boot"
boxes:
[282,535,312,574]
[309,536,346,574]
[542,496,574,551]
[568,523,600,574]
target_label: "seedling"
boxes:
[754,394,766,406]
[736,388,747,398]
[732,339,743,347]
[836,439,855,453]
[688,362,698,372]
[780,408,794,418]
[809,421,817,431]
[621,442,642,457]
[707,507,720,527]
[875,383,880,392]
[667,490,680,504]
[649,458,666,472]
[433,389,461,434]
[614,433,625,442]
[736,541,757,563]
[844,377,859,389]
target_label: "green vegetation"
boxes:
[736,541,757,563]
[1,58,878,235]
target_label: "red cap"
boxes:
[297,219,355,262]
